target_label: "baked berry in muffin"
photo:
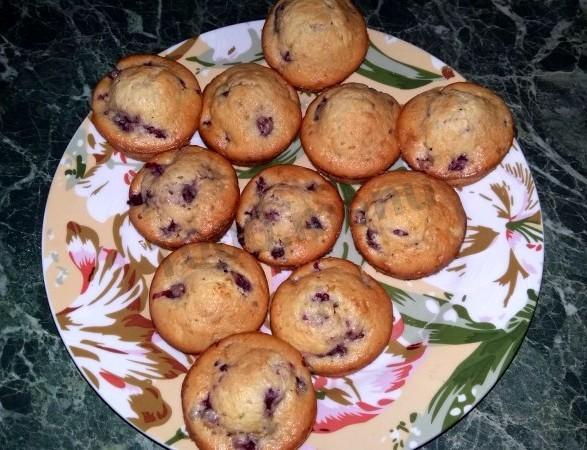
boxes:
[92,54,202,161]
[182,332,316,450]
[270,257,393,376]
[150,244,269,354]
[301,83,401,183]
[262,0,369,91]
[199,63,301,165]
[350,171,466,279]
[128,145,239,249]
[397,82,514,186]
[236,165,344,268]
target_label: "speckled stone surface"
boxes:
[0,1,585,449]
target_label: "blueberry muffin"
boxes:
[128,145,239,249]
[301,83,401,183]
[182,332,316,450]
[92,54,202,161]
[270,257,393,376]
[199,63,301,165]
[236,165,344,268]
[397,82,515,186]
[149,244,269,354]
[262,0,369,91]
[350,171,466,279]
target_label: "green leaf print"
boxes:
[357,42,443,89]
[235,139,301,179]
[338,183,357,232]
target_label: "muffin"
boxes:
[236,165,344,268]
[149,243,269,354]
[301,83,401,183]
[397,82,515,186]
[350,171,466,279]
[182,332,316,450]
[270,257,393,376]
[262,0,369,91]
[91,54,202,161]
[199,63,301,165]
[128,145,239,249]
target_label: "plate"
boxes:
[42,20,544,449]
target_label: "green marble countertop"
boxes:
[0,1,585,448]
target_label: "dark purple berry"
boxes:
[313,261,321,271]
[232,272,252,293]
[97,93,109,101]
[313,97,328,121]
[366,228,381,250]
[161,220,179,235]
[306,182,317,191]
[198,395,218,424]
[271,245,285,259]
[221,89,230,97]
[256,116,274,137]
[219,363,229,372]
[306,216,323,229]
[236,223,245,246]
[325,344,347,357]
[263,209,280,222]
[281,50,292,62]
[181,183,198,203]
[354,210,366,224]
[245,207,259,219]
[256,176,269,195]
[143,124,167,139]
[112,112,139,132]
[153,282,186,299]
[232,436,257,450]
[127,193,143,206]
[144,162,165,176]
[448,154,468,171]
[295,376,307,393]
[108,68,120,79]
[312,292,330,302]
[393,228,409,237]
[264,388,282,416]
[345,329,365,341]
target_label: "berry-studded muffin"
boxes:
[128,145,239,249]
[350,171,466,279]
[262,0,369,91]
[199,63,301,165]
[92,54,202,161]
[236,165,344,268]
[182,332,316,450]
[301,83,401,183]
[270,257,393,376]
[149,244,269,354]
[397,82,515,186]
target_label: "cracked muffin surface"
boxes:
[128,145,239,249]
[270,257,393,376]
[149,244,269,354]
[236,165,344,268]
[397,82,514,186]
[182,332,316,450]
[199,63,301,165]
[91,54,202,160]
[301,83,401,183]
[262,0,368,91]
[350,171,466,279]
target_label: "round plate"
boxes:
[42,21,544,449]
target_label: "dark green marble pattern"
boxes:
[0,0,585,449]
